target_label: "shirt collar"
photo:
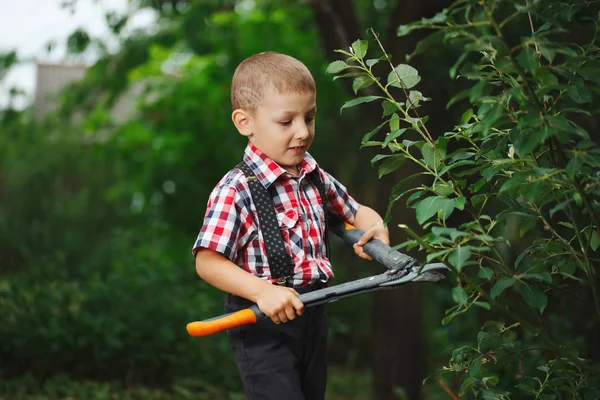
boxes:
[243,142,319,188]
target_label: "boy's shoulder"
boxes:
[213,165,249,192]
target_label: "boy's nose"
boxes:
[295,122,310,139]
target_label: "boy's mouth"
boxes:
[289,146,305,151]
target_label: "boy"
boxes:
[192,52,389,400]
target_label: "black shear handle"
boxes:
[328,217,415,271]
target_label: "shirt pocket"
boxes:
[275,208,300,255]
[276,208,300,231]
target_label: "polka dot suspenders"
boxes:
[236,161,330,285]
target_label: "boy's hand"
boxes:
[256,285,305,324]
[353,225,390,261]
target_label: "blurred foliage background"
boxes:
[1,0,598,399]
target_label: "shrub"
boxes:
[327,0,600,397]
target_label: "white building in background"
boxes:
[33,62,87,120]
[33,61,139,123]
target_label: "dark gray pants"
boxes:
[225,286,328,400]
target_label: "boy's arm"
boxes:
[350,204,390,261]
[195,248,304,324]
[317,169,389,261]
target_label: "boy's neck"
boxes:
[286,164,300,176]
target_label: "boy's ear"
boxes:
[232,109,252,137]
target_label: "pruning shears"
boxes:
[186,218,448,337]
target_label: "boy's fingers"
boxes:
[356,230,374,246]
[278,311,289,323]
[284,306,296,321]
[353,243,373,260]
[291,297,305,315]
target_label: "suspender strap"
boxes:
[236,161,331,282]
[236,162,295,280]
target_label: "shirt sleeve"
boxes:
[320,170,359,224]
[192,183,250,261]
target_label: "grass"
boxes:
[0,367,373,400]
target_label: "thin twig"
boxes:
[525,0,540,56]
[439,379,460,400]
[368,27,435,144]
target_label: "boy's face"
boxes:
[235,88,316,175]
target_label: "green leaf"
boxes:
[421,142,443,170]
[452,286,468,305]
[360,141,382,149]
[448,246,472,271]
[326,60,349,74]
[340,96,382,114]
[454,196,466,210]
[503,330,517,345]
[431,227,469,242]
[370,154,391,165]
[520,272,552,284]
[333,72,368,81]
[67,28,91,54]
[567,83,592,104]
[577,65,600,84]
[520,283,548,314]
[414,196,454,224]
[491,277,516,299]
[352,76,375,94]
[389,113,400,131]
[382,100,403,117]
[383,129,407,147]
[468,358,482,378]
[566,154,583,178]
[432,182,454,196]
[459,377,477,397]
[517,46,539,74]
[408,90,423,108]
[387,64,421,89]
[549,198,574,218]
[366,58,380,67]
[516,384,538,395]
[406,190,424,207]
[397,24,416,36]
[362,121,387,143]
[447,88,470,108]
[378,154,407,178]
[514,251,527,269]
[426,249,450,262]
[469,80,487,103]
[402,139,423,149]
[479,267,494,280]
[450,346,477,371]
[438,160,475,177]
[351,39,368,59]
[461,109,474,123]
[591,231,600,251]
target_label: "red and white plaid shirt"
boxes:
[193,143,359,286]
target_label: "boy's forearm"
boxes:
[353,205,386,231]
[195,248,273,303]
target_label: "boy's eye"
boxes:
[306,116,315,123]
[279,121,292,126]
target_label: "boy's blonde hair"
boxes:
[231,52,316,112]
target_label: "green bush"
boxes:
[0,121,240,387]
[328,0,600,398]
[0,224,240,387]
